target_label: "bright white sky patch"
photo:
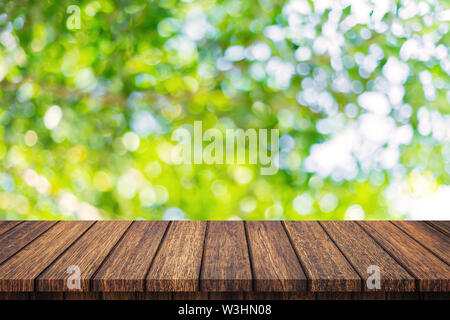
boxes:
[358,92,391,115]
[246,42,271,62]
[387,177,450,220]
[225,45,245,61]
[264,25,285,42]
[344,204,365,220]
[293,192,313,215]
[163,207,186,220]
[295,47,312,61]
[383,57,409,84]
[44,105,62,130]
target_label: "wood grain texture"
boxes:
[0,293,30,300]
[146,221,207,292]
[315,292,353,300]
[36,221,131,292]
[172,292,208,300]
[245,292,315,300]
[421,292,450,300]
[0,221,22,236]
[209,292,246,300]
[64,292,102,300]
[284,221,360,292]
[0,292,423,300]
[29,293,64,300]
[0,221,448,297]
[200,221,252,292]
[246,221,307,292]
[427,221,450,236]
[359,221,450,291]
[92,221,169,291]
[0,221,93,292]
[320,221,415,291]
[352,292,386,300]
[393,221,450,265]
[385,292,420,300]
[136,292,172,300]
[102,292,137,300]
[0,221,57,265]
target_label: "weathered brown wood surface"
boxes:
[0,221,448,300]
[358,221,449,292]
[320,221,415,292]
[200,221,252,292]
[146,221,207,292]
[93,221,169,292]
[284,221,360,292]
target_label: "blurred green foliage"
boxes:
[0,0,449,220]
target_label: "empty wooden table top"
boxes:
[0,221,448,294]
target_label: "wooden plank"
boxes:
[385,292,420,300]
[245,221,307,292]
[209,292,245,300]
[0,293,29,300]
[393,221,450,265]
[353,292,386,300]
[320,221,415,291]
[421,292,450,300]
[102,293,136,300]
[92,221,169,291]
[172,292,208,300]
[359,221,450,291]
[0,221,57,265]
[315,292,353,300]
[245,292,315,300]
[29,293,64,300]
[0,221,93,292]
[136,292,172,300]
[427,221,450,236]
[200,221,252,292]
[0,220,447,297]
[65,292,102,300]
[36,221,131,292]
[146,221,206,292]
[284,221,361,292]
[0,221,22,236]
